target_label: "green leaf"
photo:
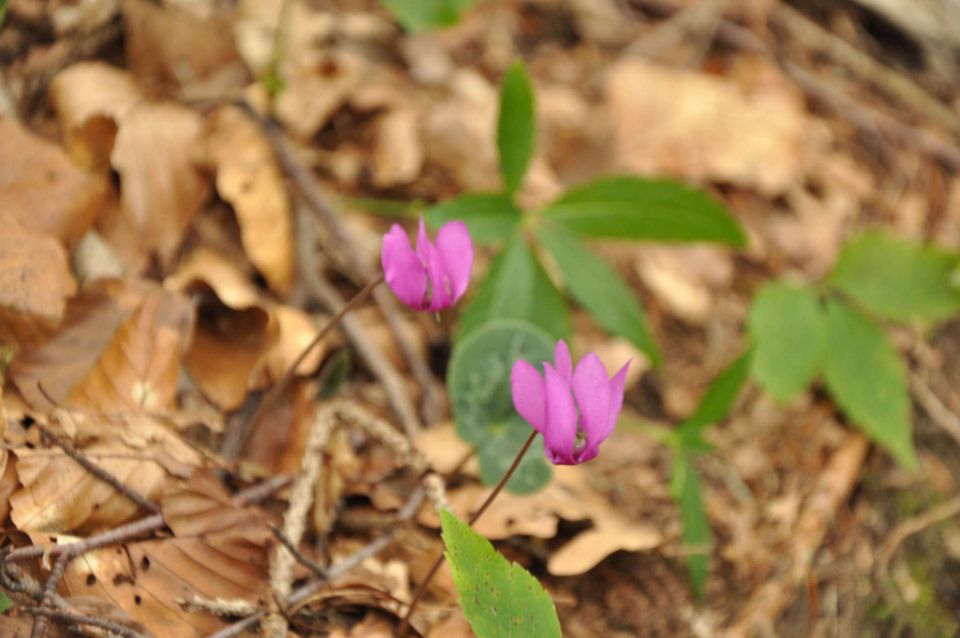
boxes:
[0,591,10,614]
[748,283,826,403]
[1,0,8,28]
[537,224,659,362]
[830,232,960,323]
[424,193,522,245]
[539,176,744,246]
[378,0,474,31]
[458,233,570,340]
[823,299,917,469]
[447,319,554,445]
[671,453,710,600]
[497,62,536,195]
[477,416,551,494]
[442,509,563,638]
[316,349,352,399]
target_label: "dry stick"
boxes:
[247,104,436,430]
[34,422,161,514]
[29,554,68,638]
[231,273,385,459]
[206,489,426,638]
[397,430,539,637]
[27,607,148,638]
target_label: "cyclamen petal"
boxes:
[510,340,630,466]
[382,225,428,309]
[381,217,474,312]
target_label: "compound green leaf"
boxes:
[379,0,474,31]
[823,299,917,469]
[497,62,535,195]
[442,509,562,638]
[537,224,658,362]
[830,233,960,323]
[458,233,570,340]
[540,176,744,246]
[424,193,521,244]
[748,283,826,403]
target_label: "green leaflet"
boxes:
[497,62,535,196]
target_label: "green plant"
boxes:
[428,62,745,365]
[748,232,960,470]
[379,0,476,31]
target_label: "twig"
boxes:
[773,3,960,136]
[30,554,68,638]
[876,495,960,607]
[908,371,960,448]
[263,408,334,638]
[242,102,438,430]
[205,488,425,638]
[27,606,149,638]
[397,430,539,636]
[34,422,160,514]
[268,523,326,580]
[726,432,869,635]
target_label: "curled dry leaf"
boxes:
[167,248,327,410]
[0,218,77,345]
[57,471,271,638]
[11,410,202,534]
[204,105,294,295]
[0,118,107,243]
[68,288,191,414]
[606,58,817,196]
[49,62,143,171]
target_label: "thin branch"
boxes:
[27,606,149,638]
[34,422,160,514]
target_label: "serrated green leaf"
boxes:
[537,224,659,362]
[447,319,555,446]
[478,416,551,494]
[671,453,710,600]
[379,0,474,31]
[497,62,535,195]
[442,509,562,638]
[458,233,570,340]
[424,193,521,244]
[830,232,960,323]
[539,176,744,246]
[823,299,917,469]
[748,283,826,403]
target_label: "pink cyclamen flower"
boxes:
[511,340,630,465]
[381,217,474,312]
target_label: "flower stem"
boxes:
[397,429,539,636]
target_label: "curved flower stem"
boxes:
[230,274,385,460]
[397,430,539,636]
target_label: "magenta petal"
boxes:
[600,360,631,441]
[543,364,577,465]
[435,221,473,303]
[553,340,573,382]
[511,360,546,432]
[382,225,427,309]
[424,241,452,311]
[571,353,612,450]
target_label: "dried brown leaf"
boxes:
[11,411,202,534]
[0,118,107,243]
[606,58,818,196]
[123,0,243,93]
[0,219,77,346]
[111,101,211,263]
[205,105,294,295]
[59,471,271,637]
[371,108,423,188]
[68,288,191,414]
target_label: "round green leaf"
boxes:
[447,319,555,446]
[477,416,551,494]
